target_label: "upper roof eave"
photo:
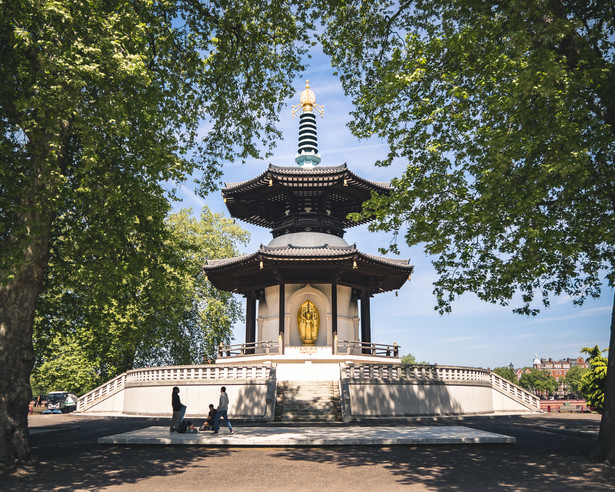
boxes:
[222,163,391,194]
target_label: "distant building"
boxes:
[532,354,588,397]
[515,367,531,381]
[533,355,587,381]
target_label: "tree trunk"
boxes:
[595,290,615,462]
[0,212,52,467]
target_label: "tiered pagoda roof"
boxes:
[204,238,413,295]
[222,164,390,238]
[203,81,413,296]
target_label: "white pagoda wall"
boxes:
[257,283,359,346]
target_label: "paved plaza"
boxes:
[1,413,612,491]
[98,424,515,446]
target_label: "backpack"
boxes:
[177,420,188,434]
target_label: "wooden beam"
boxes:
[361,291,371,354]
[331,282,338,338]
[245,291,256,354]
[279,283,285,336]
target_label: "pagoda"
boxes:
[76,82,540,420]
[203,81,413,364]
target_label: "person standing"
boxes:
[170,386,183,432]
[212,386,234,435]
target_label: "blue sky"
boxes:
[174,54,612,371]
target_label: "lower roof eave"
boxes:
[203,250,413,295]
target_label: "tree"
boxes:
[564,365,589,398]
[582,345,605,361]
[0,0,310,466]
[30,207,248,397]
[140,207,250,367]
[30,336,100,397]
[493,366,517,384]
[518,368,558,397]
[320,0,615,462]
[580,346,609,412]
[400,352,428,365]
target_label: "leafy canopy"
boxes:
[319,0,615,315]
[1,0,312,282]
[400,352,429,365]
[563,364,589,396]
[32,207,249,395]
[580,345,608,412]
[493,366,517,384]
[518,368,558,395]
[319,0,615,462]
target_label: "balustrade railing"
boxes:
[77,373,126,411]
[77,362,539,414]
[343,364,492,382]
[216,339,400,358]
[490,372,540,409]
[342,364,540,410]
[76,364,272,412]
[127,364,271,382]
[217,340,281,358]
[336,340,400,357]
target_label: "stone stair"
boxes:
[274,381,342,422]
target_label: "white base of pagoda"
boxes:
[75,362,540,419]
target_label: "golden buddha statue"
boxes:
[297,300,319,346]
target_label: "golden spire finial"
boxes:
[292,80,324,117]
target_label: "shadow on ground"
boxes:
[1,415,612,491]
[265,417,612,491]
[3,445,240,491]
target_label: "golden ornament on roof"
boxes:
[292,80,324,117]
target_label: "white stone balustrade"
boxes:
[490,372,540,408]
[344,364,491,382]
[77,364,271,412]
[77,362,540,416]
[342,364,540,410]
[77,373,127,412]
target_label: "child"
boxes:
[187,421,199,433]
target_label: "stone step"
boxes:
[279,395,336,399]
[279,396,336,401]
[278,409,335,416]
[279,405,339,412]
[279,393,337,398]
[277,400,337,406]
[278,408,341,415]
[279,388,337,392]
[279,384,336,387]
[278,416,339,422]
[281,386,337,390]
[274,380,342,423]
[277,395,337,401]
[277,386,334,390]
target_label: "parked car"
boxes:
[45,391,78,413]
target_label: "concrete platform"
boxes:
[98,425,516,446]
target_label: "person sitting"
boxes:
[200,404,216,431]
